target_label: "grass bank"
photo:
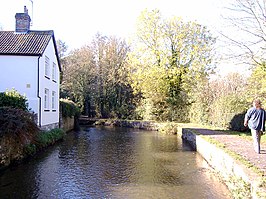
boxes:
[24,128,66,156]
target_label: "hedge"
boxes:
[0,89,28,111]
[60,98,80,118]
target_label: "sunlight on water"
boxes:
[0,126,232,199]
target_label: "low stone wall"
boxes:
[89,119,160,131]
[182,128,266,199]
[112,120,159,131]
[61,117,75,132]
[40,122,59,131]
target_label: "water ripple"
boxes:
[0,127,232,199]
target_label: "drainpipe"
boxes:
[37,56,41,127]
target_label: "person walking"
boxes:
[244,99,266,154]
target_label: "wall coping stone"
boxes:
[181,128,266,199]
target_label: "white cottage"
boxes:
[0,6,61,130]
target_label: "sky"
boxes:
[0,0,249,75]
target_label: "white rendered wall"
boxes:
[0,39,60,128]
[0,55,40,122]
[39,39,60,126]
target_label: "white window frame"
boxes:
[44,88,49,110]
[52,62,56,81]
[52,91,56,110]
[45,56,50,78]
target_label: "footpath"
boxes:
[193,128,266,174]
[181,126,266,199]
[79,118,266,198]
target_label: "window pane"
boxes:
[45,56,50,77]
[52,62,56,80]
[52,91,55,109]
[44,88,49,109]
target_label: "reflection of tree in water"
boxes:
[0,127,232,198]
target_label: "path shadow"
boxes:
[260,149,266,154]
[186,127,250,136]
[229,112,247,132]
[181,127,252,151]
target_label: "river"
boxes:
[0,126,232,199]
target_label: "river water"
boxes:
[0,126,232,199]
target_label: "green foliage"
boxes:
[0,107,38,139]
[226,175,251,199]
[261,134,266,144]
[23,129,66,156]
[56,7,266,131]
[24,143,37,156]
[246,64,266,104]
[0,89,28,111]
[60,10,216,122]
[35,128,66,148]
[130,9,216,122]
[0,106,39,160]
[60,98,80,118]
[189,73,249,130]
[157,122,178,135]
[134,98,152,120]
[210,94,247,129]
[188,75,210,124]
[61,33,136,119]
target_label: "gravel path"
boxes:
[190,128,266,175]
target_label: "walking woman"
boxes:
[244,99,266,154]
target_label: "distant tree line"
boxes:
[58,2,266,131]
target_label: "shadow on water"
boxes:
[0,126,232,199]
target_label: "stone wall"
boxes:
[112,120,159,130]
[91,119,159,130]
[181,128,266,199]
[40,122,59,131]
[61,117,75,132]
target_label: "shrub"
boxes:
[157,122,179,135]
[35,128,66,148]
[209,94,247,129]
[0,89,28,111]
[60,98,80,118]
[229,112,247,132]
[24,129,66,157]
[0,107,39,139]
[24,143,37,156]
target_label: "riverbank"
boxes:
[2,116,265,198]
[0,115,75,171]
[0,128,66,171]
[0,126,232,199]
[80,117,178,135]
[90,119,266,198]
[180,126,266,199]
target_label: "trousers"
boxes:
[251,129,262,153]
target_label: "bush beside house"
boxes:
[0,89,28,111]
[0,106,39,168]
[0,91,79,170]
[60,98,80,131]
[0,90,37,169]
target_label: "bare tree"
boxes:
[220,0,266,66]
[56,39,68,60]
